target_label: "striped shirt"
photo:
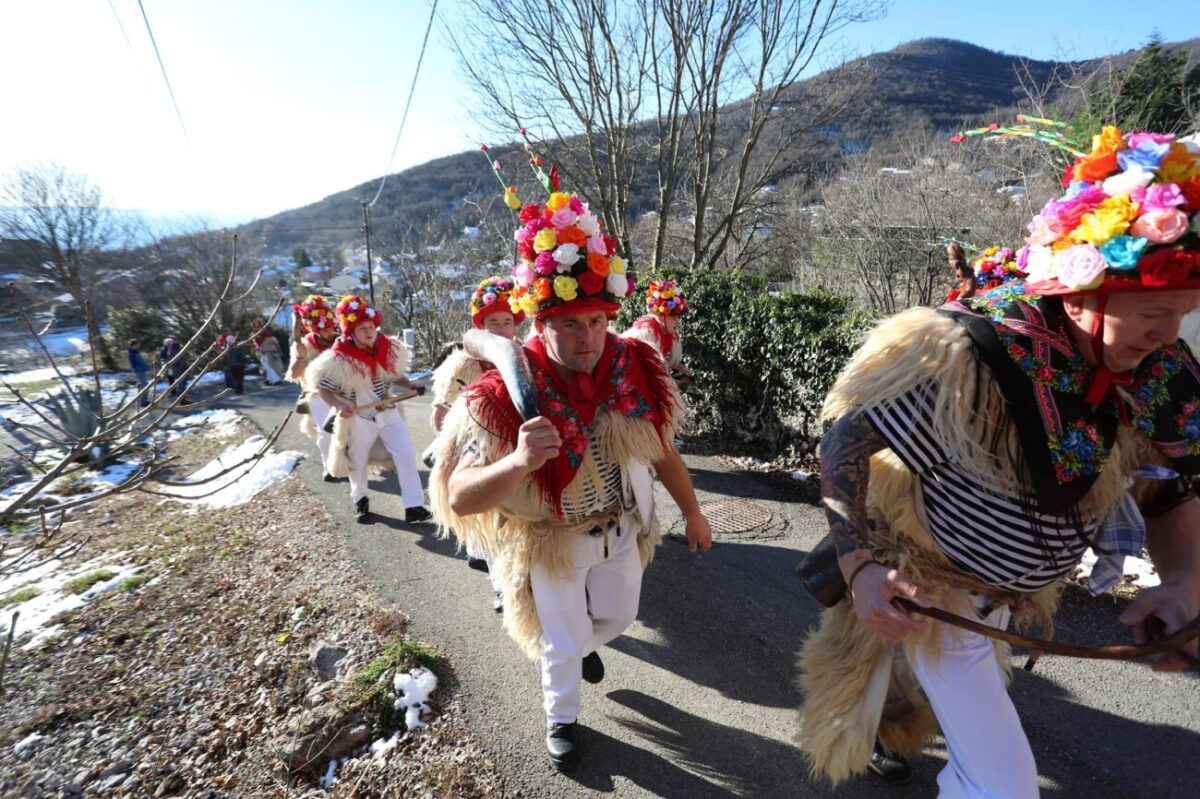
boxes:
[865,386,1094,593]
[319,374,388,408]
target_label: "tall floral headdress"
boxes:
[481,131,634,318]
[645,278,688,316]
[293,294,337,334]
[973,246,1025,290]
[955,117,1200,295]
[469,276,525,328]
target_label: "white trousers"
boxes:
[308,393,334,466]
[530,517,643,724]
[906,601,1040,799]
[347,407,424,508]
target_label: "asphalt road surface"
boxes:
[228,383,1199,798]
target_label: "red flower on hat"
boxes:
[1138,248,1196,288]
[578,270,604,295]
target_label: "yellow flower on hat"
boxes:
[1068,195,1139,245]
[553,275,578,301]
[546,192,571,212]
[504,185,521,209]
[533,228,558,253]
[347,313,357,322]
[609,256,626,275]
[1158,143,1200,183]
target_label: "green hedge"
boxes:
[619,269,873,457]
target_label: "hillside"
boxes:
[237,36,1200,257]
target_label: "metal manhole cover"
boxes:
[700,498,773,534]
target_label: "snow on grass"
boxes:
[163,408,242,440]
[166,435,303,510]
[0,555,143,650]
[0,366,77,384]
[1075,548,1161,589]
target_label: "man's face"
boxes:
[483,311,516,340]
[540,310,609,373]
[316,327,336,343]
[352,322,378,349]
[1065,289,1200,372]
[662,315,681,335]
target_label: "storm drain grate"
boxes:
[699,498,773,534]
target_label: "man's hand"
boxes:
[684,512,712,552]
[1119,578,1200,672]
[338,402,354,419]
[510,416,561,473]
[850,563,932,643]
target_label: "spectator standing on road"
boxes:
[219,332,247,395]
[127,339,151,407]
[158,337,190,401]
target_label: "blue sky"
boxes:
[1,1,1197,222]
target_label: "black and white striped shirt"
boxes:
[865,386,1094,593]
[318,375,388,406]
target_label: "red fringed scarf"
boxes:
[465,333,677,516]
[331,334,397,378]
[305,332,334,353]
[630,315,676,359]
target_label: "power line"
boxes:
[136,0,190,144]
[367,0,440,207]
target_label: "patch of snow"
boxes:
[13,732,42,754]
[166,436,303,510]
[0,556,142,650]
[371,732,401,760]
[392,666,438,730]
[319,758,340,789]
[790,470,814,481]
[0,366,77,384]
[163,408,242,440]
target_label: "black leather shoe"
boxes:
[355,497,371,524]
[582,651,604,684]
[867,741,912,784]
[467,557,490,573]
[491,590,503,613]
[545,722,579,771]
[405,506,432,524]
[323,472,338,483]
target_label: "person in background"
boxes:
[249,319,285,385]
[158,337,190,402]
[220,332,247,395]
[127,339,151,407]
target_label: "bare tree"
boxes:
[0,163,139,370]
[451,0,881,274]
[812,132,1051,312]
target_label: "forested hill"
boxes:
[237,36,1200,257]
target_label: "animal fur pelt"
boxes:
[290,337,326,442]
[429,398,676,660]
[796,307,1145,784]
[430,346,483,407]
[309,335,411,477]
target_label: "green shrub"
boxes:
[618,268,873,457]
[62,569,117,595]
[106,308,172,356]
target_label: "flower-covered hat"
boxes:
[470,276,525,328]
[507,191,633,318]
[1016,127,1200,295]
[645,278,689,316]
[293,294,337,334]
[973,246,1025,290]
[335,294,383,335]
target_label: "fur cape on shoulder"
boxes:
[428,334,684,659]
[289,335,333,442]
[430,345,484,407]
[796,303,1174,785]
[308,334,411,477]
[621,315,682,368]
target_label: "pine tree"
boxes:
[1082,35,1200,134]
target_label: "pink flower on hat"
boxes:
[1131,209,1190,243]
[1053,244,1108,289]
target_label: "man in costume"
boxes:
[621,278,693,383]
[429,188,713,771]
[312,294,431,524]
[287,294,340,480]
[429,276,525,610]
[249,318,285,385]
[797,125,1200,797]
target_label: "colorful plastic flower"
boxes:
[553,275,579,301]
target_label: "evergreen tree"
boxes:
[1082,35,1200,133]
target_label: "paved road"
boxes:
[229,384,1200,798]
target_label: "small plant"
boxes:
[0,585,40,608]
[117,574,152,593]
[348,635,443,731]
[61,569,117,595]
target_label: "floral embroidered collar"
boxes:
[941,282,1200,513]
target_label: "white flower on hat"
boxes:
[606,269,628,297]
[317,319,326,328]
[1102,166,1154,198]
[552,243,581,267]
[348,300,360,311]
[366,307,375,316]
[578,214,601,237]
